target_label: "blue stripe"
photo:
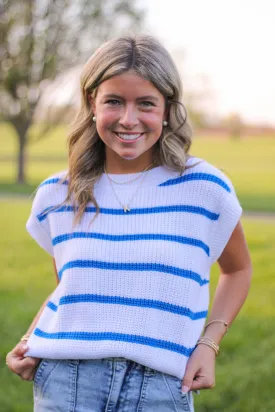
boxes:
[34,328,195,357]
[58,294,208,320]
[39,178,68,187]
[46,301,58,312]
[52,232,210,256]
[37,204,219,222]
[159,173,231,192]
[58,260,209,286]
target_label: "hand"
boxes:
[6,342,40,381]
[181,344,216,392]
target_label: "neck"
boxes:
[104,152,158,174]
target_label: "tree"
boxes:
[223,112,244,139]
[0,0,144,183]
[173,51,214,130]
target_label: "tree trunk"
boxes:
[17,133,26,184]
[11,118,30,185]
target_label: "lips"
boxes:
[114,132,144,143]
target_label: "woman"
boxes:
[6,35,252,411]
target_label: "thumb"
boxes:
[181,366,196,393]
[13,342,29,357]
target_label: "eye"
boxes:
[140,101,155,107]
[105,99,121,106]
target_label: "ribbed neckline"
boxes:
[96,157,202,191]
[104,164,162,179]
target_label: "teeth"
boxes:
[117,133,142,140]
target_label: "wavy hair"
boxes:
[65,35,193,224]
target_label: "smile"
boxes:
[114,132,144,143]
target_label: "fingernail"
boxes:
[182,385,189,393]
[22,344,28,350]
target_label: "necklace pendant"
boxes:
[123,205,131,213]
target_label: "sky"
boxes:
[143,0,275,126]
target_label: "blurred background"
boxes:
[1,0,274,411]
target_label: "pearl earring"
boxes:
[163,120,168,126]
[92,116,96,122]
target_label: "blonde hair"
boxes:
[66,35,192,223]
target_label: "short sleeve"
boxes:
[210,179,242,263]
[26,185,54,256]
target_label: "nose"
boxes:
[119,104,138,129]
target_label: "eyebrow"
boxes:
[102,94,159,102]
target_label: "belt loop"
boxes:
[144,366,156,376]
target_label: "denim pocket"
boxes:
[162,374,193,412]
[33,359,48,385]
[33,359,60,401]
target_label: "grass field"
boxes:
[1,123,275,212]
[0,199,275,411]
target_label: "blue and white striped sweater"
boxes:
[25,157,242,379]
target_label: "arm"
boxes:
[6,259,59,381]
[181,221,252,392]
[203,221,252,343]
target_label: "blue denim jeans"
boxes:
[33,357,195,411]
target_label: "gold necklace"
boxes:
[105,162,155,212]
[104,161,155,185]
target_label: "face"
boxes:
[90,71,167,171]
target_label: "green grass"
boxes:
[1,123,275,212]
[0,200,274,411]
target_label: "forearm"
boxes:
[203,266,252,344]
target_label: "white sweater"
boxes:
[25,157,242,379]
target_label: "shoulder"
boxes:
[38,170,68,190]
[160,156,236,198]
[186,156,236,195]
[26,171,68,256]
[32,170,69,211]
[36,170,68,196]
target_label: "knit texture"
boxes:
[25,157,242,379]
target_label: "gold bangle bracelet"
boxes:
[198,336,219,347]
[204,319,228,333]
[197,341,219,357]
[197,337,219,356]
[196,337,220,356]
[197,342,219,356]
